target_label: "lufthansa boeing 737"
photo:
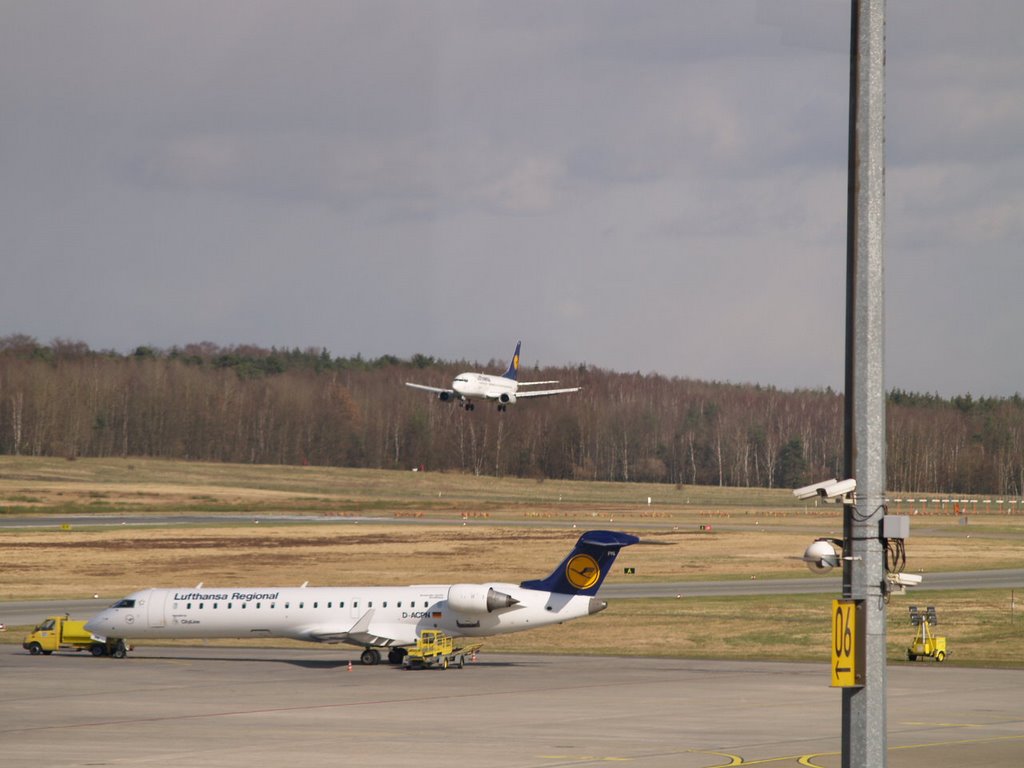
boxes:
[405,341,580,411]
[85,530,639,665]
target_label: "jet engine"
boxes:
[438,391,452,401]
[447,584,519,613]
[498,393,516,405]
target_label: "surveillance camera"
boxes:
[803,538,841,574]
[821,478,857,501]
[793,479,838,501]
[890,573,922,587]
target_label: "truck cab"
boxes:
[23,614,127,658]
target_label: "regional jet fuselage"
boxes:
[85,531,638,665]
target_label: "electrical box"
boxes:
[882,515,910,540]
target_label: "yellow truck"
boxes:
[402,630,483,670]
[23,615,128,658]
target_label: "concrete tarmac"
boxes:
[2,645,1021,768]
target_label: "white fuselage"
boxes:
[451,373,517,402]
[85,582,605,649]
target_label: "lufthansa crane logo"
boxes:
[566,554,600,590]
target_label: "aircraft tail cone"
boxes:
[588,597,608,615]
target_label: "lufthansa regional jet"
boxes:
[405,341,580,411]
[85,530,639,665]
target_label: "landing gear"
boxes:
[463,402,475,411]
[360,648,381,666]
[387,648,408,665]
[111,639,128,659]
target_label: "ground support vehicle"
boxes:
[907,605,947,662]
[23,615,129,658]
[402,630,483,670]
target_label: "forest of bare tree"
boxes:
[2,335,1023,495]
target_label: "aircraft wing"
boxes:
[304,610,417,648]
[513,386,581,399]
[405,382,456,397]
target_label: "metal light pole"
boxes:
[842,1,887,767]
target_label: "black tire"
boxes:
[935,651,946,662]
[90,644,107,657]
[360,648,380,666]
[111,639,127,659]
[27,643,43,655]
[456,655,465,669]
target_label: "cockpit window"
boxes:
[113,599,136,609]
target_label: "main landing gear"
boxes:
[358,647,408,665]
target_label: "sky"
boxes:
[2,1,1022,397]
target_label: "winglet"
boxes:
[501,341,522,381]
[520,530,640,596]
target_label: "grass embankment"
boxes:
[2,456,1022,666]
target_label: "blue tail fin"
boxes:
[501,341,522,381]
[520,530,640,596]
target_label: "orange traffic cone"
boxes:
[347,660,353,672]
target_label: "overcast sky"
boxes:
[2,2,1021,396]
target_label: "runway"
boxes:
[2,645,1021,768]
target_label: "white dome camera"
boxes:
[803,538,842,574]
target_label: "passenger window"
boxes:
[285,602,290,609]
[397,601,402,608]
[340,601,345,608]
[313,602,319,609]
[187,603,192,609]
[256,602,261,609]
[199,603,204,610]
[299,602,304,609]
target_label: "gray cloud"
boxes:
[1,1,1021,396]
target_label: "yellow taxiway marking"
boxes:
[798,732,1024,768]
[542,732,1024,768]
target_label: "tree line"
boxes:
[2,335,1023,495]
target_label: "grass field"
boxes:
[2,456,1022,667]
